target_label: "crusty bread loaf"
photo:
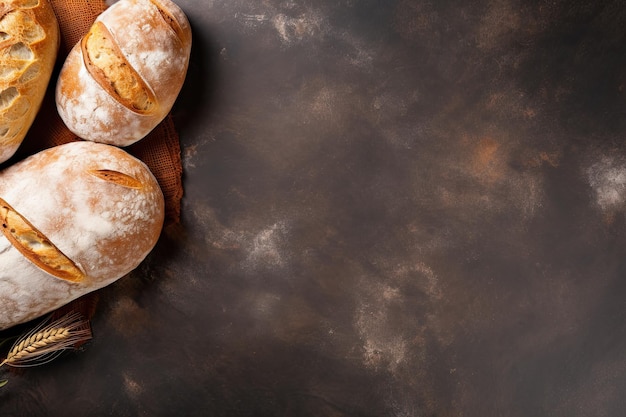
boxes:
[0,141,164,330]
[0,0,59,163]
[55,0,191,146]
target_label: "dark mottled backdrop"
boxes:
[3,0,626,416]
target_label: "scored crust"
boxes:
[82,21,156,114]
[55,0,191,146]
[0,197,84,282]
[0,0,59,163]
[0,141,165,330]
[0,165,151,283]
[87,168,145,188]
[149,0,188,42]
[0,141,165,283]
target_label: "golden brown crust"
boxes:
[82,21,156,114]
[55,0,191,146]
[149,0,186,43]
[87,168,145,188]
[0,197,85,283]
[0,0,59,163]
[0,141,165,330]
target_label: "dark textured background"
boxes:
[4,0,626,415]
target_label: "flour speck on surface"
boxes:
[244,221,289,270]
[122,373,143,399]
[587,156,626,211]
[356,303,408,372]
[271,13,322,45]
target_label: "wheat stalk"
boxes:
[0,312,92,368]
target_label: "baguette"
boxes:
[0,0,59,163]
[0,141,164,330]
[55,0,192,146]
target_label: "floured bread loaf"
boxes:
[0,141,164,330]
[0,0,59,163]
[55,0,192,146]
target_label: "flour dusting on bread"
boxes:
[55,0,191,146]
[0,141,164,330]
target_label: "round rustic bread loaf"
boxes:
[0,0,59,163]
[0,141,164,330]
[55,0,192,146]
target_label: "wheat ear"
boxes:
[0,312,92,368]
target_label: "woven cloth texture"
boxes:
[12,0,183,225]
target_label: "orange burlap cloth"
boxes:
[15,0,183,225]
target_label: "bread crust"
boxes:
[55,0,192,146]
[0,141,165,330]
[0,0,59,163]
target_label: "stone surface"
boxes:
[4,0,626,415]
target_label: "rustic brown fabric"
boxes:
[51,0,105,55]
[15,0,183,225]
